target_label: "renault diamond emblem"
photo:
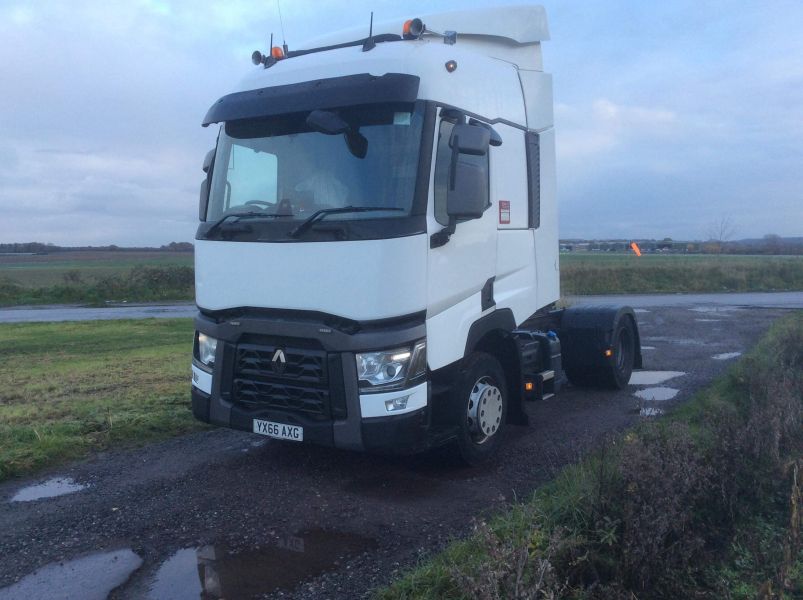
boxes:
[271,349,287,374]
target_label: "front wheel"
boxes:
[454,352,508,466]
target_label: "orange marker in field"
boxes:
[630,241,642,257]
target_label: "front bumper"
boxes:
[192,386,430,453]
[190,309,431,454]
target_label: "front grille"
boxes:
[232,343,330,418]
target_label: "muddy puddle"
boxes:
[712,351,742,360]
[10,477,88,502]
[635,387,679,402]
[642,335,707,346]
[145,528,376,599]
[629,371,685,386]
[0,549,141,600]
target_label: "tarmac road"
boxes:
[0,298,799,599]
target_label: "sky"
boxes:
[0,0,801,245]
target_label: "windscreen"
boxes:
[205,102,425,240]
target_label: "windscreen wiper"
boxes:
[204,211,292,238]
[288,206,403,238]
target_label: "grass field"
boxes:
[378,313,803,599]
[0,251,193,288]
[0,318,202,481]
[0,251,194,306]
[1,252,801,307]
[560,253,803,295]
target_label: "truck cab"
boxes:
[191,4,641,464]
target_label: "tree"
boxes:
[705,216,737,254]
[763,233,782,254]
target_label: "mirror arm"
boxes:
[430,217,457,249]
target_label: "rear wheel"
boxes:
[606,317,636,389]
[454,352,508,465]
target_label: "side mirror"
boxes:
[449,124,490,156]
[468,118,503,147]
[202,149,215,174]
[200,149,215,221]
[447,157,487,219]
[199,179,210,221]
[431,124,492,248]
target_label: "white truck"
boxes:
[190,4,642,464]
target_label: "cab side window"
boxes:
[433,118,489,226]
[433,120,454,226]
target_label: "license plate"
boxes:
[253,419,304,442]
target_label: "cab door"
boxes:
[426,109,499,370]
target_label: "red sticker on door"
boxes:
[499,200,510,225]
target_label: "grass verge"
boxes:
[378,312,803,599]
[561,254,803,295]
[0,318,203,481]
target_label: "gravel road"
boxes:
[0,300,797,599]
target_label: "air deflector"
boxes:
[202,73,420,126]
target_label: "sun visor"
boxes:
[202,73,420,126]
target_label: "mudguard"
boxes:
[559,305,643,373]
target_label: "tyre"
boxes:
[604,316,636,389]
[454,352,508,466]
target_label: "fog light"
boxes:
[385,395,410,412]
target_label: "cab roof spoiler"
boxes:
[202,73,420,127]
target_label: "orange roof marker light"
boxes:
[630,241,642,257]
[271,46,285,60]
[403,18,425,39]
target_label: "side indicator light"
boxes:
[604,349,613,357]
[445,60,458,73]
[524,381,534,392]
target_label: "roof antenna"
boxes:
[362,11,376,52]
[276,0,288,54]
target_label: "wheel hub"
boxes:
[466,377,503,442]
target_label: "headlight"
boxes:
[356,341,426,392]
[196,332,218,368]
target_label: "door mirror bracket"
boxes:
[430,217,456,249]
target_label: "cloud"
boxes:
[556,99,679,162]
[0,0,801,244]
